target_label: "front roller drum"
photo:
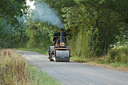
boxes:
[55,50,70,62]
[55,57,70,62]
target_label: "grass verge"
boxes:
[71,56,128,72]
[28,65,61,85]
[0,49,61,85]
[16,48,48,55]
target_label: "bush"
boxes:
[106,47,128,64]
[69,28,89,57]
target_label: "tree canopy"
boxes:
[0,0,27,25]
[0,0,128,57]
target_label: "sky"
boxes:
[26,0,35,9]
[26,0,64,28]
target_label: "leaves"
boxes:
[0,0,27,25]
[1,0,128,57]
[44,0,128,57]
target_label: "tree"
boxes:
[44,0,128,57]
[0,0,27,25]
[0,0,27,48]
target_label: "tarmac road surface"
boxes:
[17,51,128,85]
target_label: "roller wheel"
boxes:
[55,57,70,62]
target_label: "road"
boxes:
[18,51,128,85]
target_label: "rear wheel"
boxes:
[49,53,54,61]
[49,46,54,61]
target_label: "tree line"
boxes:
[0,0,128,58]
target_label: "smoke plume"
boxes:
[33,1,64,29]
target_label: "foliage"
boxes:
[0,0,28,48]
[0,0,27,25]
[45,0,128,57]
[69,28,89,57]
[0,18,14,48]
[1,0,128,59]
[13,25,29,48]
[25,22,53,49]
[106,47,128,63]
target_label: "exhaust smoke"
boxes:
[32,1,64,29]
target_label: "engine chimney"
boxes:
[60,29,64,42]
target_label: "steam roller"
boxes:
[48,29,71,62]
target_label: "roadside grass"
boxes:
[71,56,128,72]
[28,65,61,85]
[0,49,61,85]
[71,56,88,63]
[16,48,48,55]
[0,49,30,85]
